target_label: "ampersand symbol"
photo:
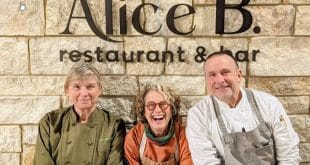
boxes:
[195,46,207,63]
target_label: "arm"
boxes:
[106,118,126,165]
[186,108,221,165]
[124,127,140,165]
[268,97,300,164]
[33,115,55,165]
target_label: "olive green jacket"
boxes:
[33,106,126,165]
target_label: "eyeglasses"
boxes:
[145,101,170,111]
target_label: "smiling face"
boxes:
[144,90,172,137]
[204,54,242,107]
[66,76,101,112]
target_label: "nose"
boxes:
[214,74,225,83]
[153,104,162,113]
[79,87,89,96]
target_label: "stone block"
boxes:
[290,115,310,143]
[249,37,310,76]
[30,37,124,74]
[194,0,281,4]
[46,0,102,35]
[139,76,205,95]
[0,96,60,124]
[248,77,310,96]
[278,96,309,115]
[22,126,38,145]
[22,145,35,165]
[166,37,248,75]
[102,76,138,95]
[0,0,44,35]
[0,76,65,95]
[300,143,310,162]
[288,0,310,4]
[179,96,205,115]
[0,153,20,165]
[224,6,294,36]
[295,6,310,35]
[193,7,217,36]
[124,37,166,75]
[0,38,28,74]
[97,97,135,123]
[0,126,21,152]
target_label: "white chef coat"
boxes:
[186,88,300,165]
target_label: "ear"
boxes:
[237,69,242,79]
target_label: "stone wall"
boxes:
[0,0,309,164]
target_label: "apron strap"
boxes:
[211,96,232,143]
[245,89,265,124]
[139,132,147,160]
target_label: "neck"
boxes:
[74,106,96,123]
[227,90,242,108]
[151,128,167,137]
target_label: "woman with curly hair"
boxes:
[124,83,193,165]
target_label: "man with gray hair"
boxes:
[186,51,300,164]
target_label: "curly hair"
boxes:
[135,82,180,124]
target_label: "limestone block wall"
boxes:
[0,0,309,164]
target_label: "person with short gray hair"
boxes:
[186,51,300,164]
[34,63,126,165]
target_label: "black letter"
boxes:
[177,47,186,62]
[146,51,160,62]
[162,51,174,63]
[106,50,120,62]
[95,47,104,62]
[132,3,161,35]
[105,0,113,34]
[216,0,252,34]
[83,50,93,62]
[122,51,134,63]
[235,50,249,62]
[120,4,127,34]
[69,50,82,62]
[252,50,259,61]
[59,50,68,62]
[166,4,196,35]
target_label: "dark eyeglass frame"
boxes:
[145,101,170,111]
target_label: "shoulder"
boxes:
[187,96,215,123]
[188,96,212,116]
[125,123,144,144]
[96,109,126,136]
[39,106,72,126]
[127,123,144,137]
[175,122,186,138]
[97,108,125,125]
[249,88,278,101]
[247,88,281,108]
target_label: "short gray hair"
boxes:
[64,63,102,92]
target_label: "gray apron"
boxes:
[211,89,276,165]
[139,132,179,165]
